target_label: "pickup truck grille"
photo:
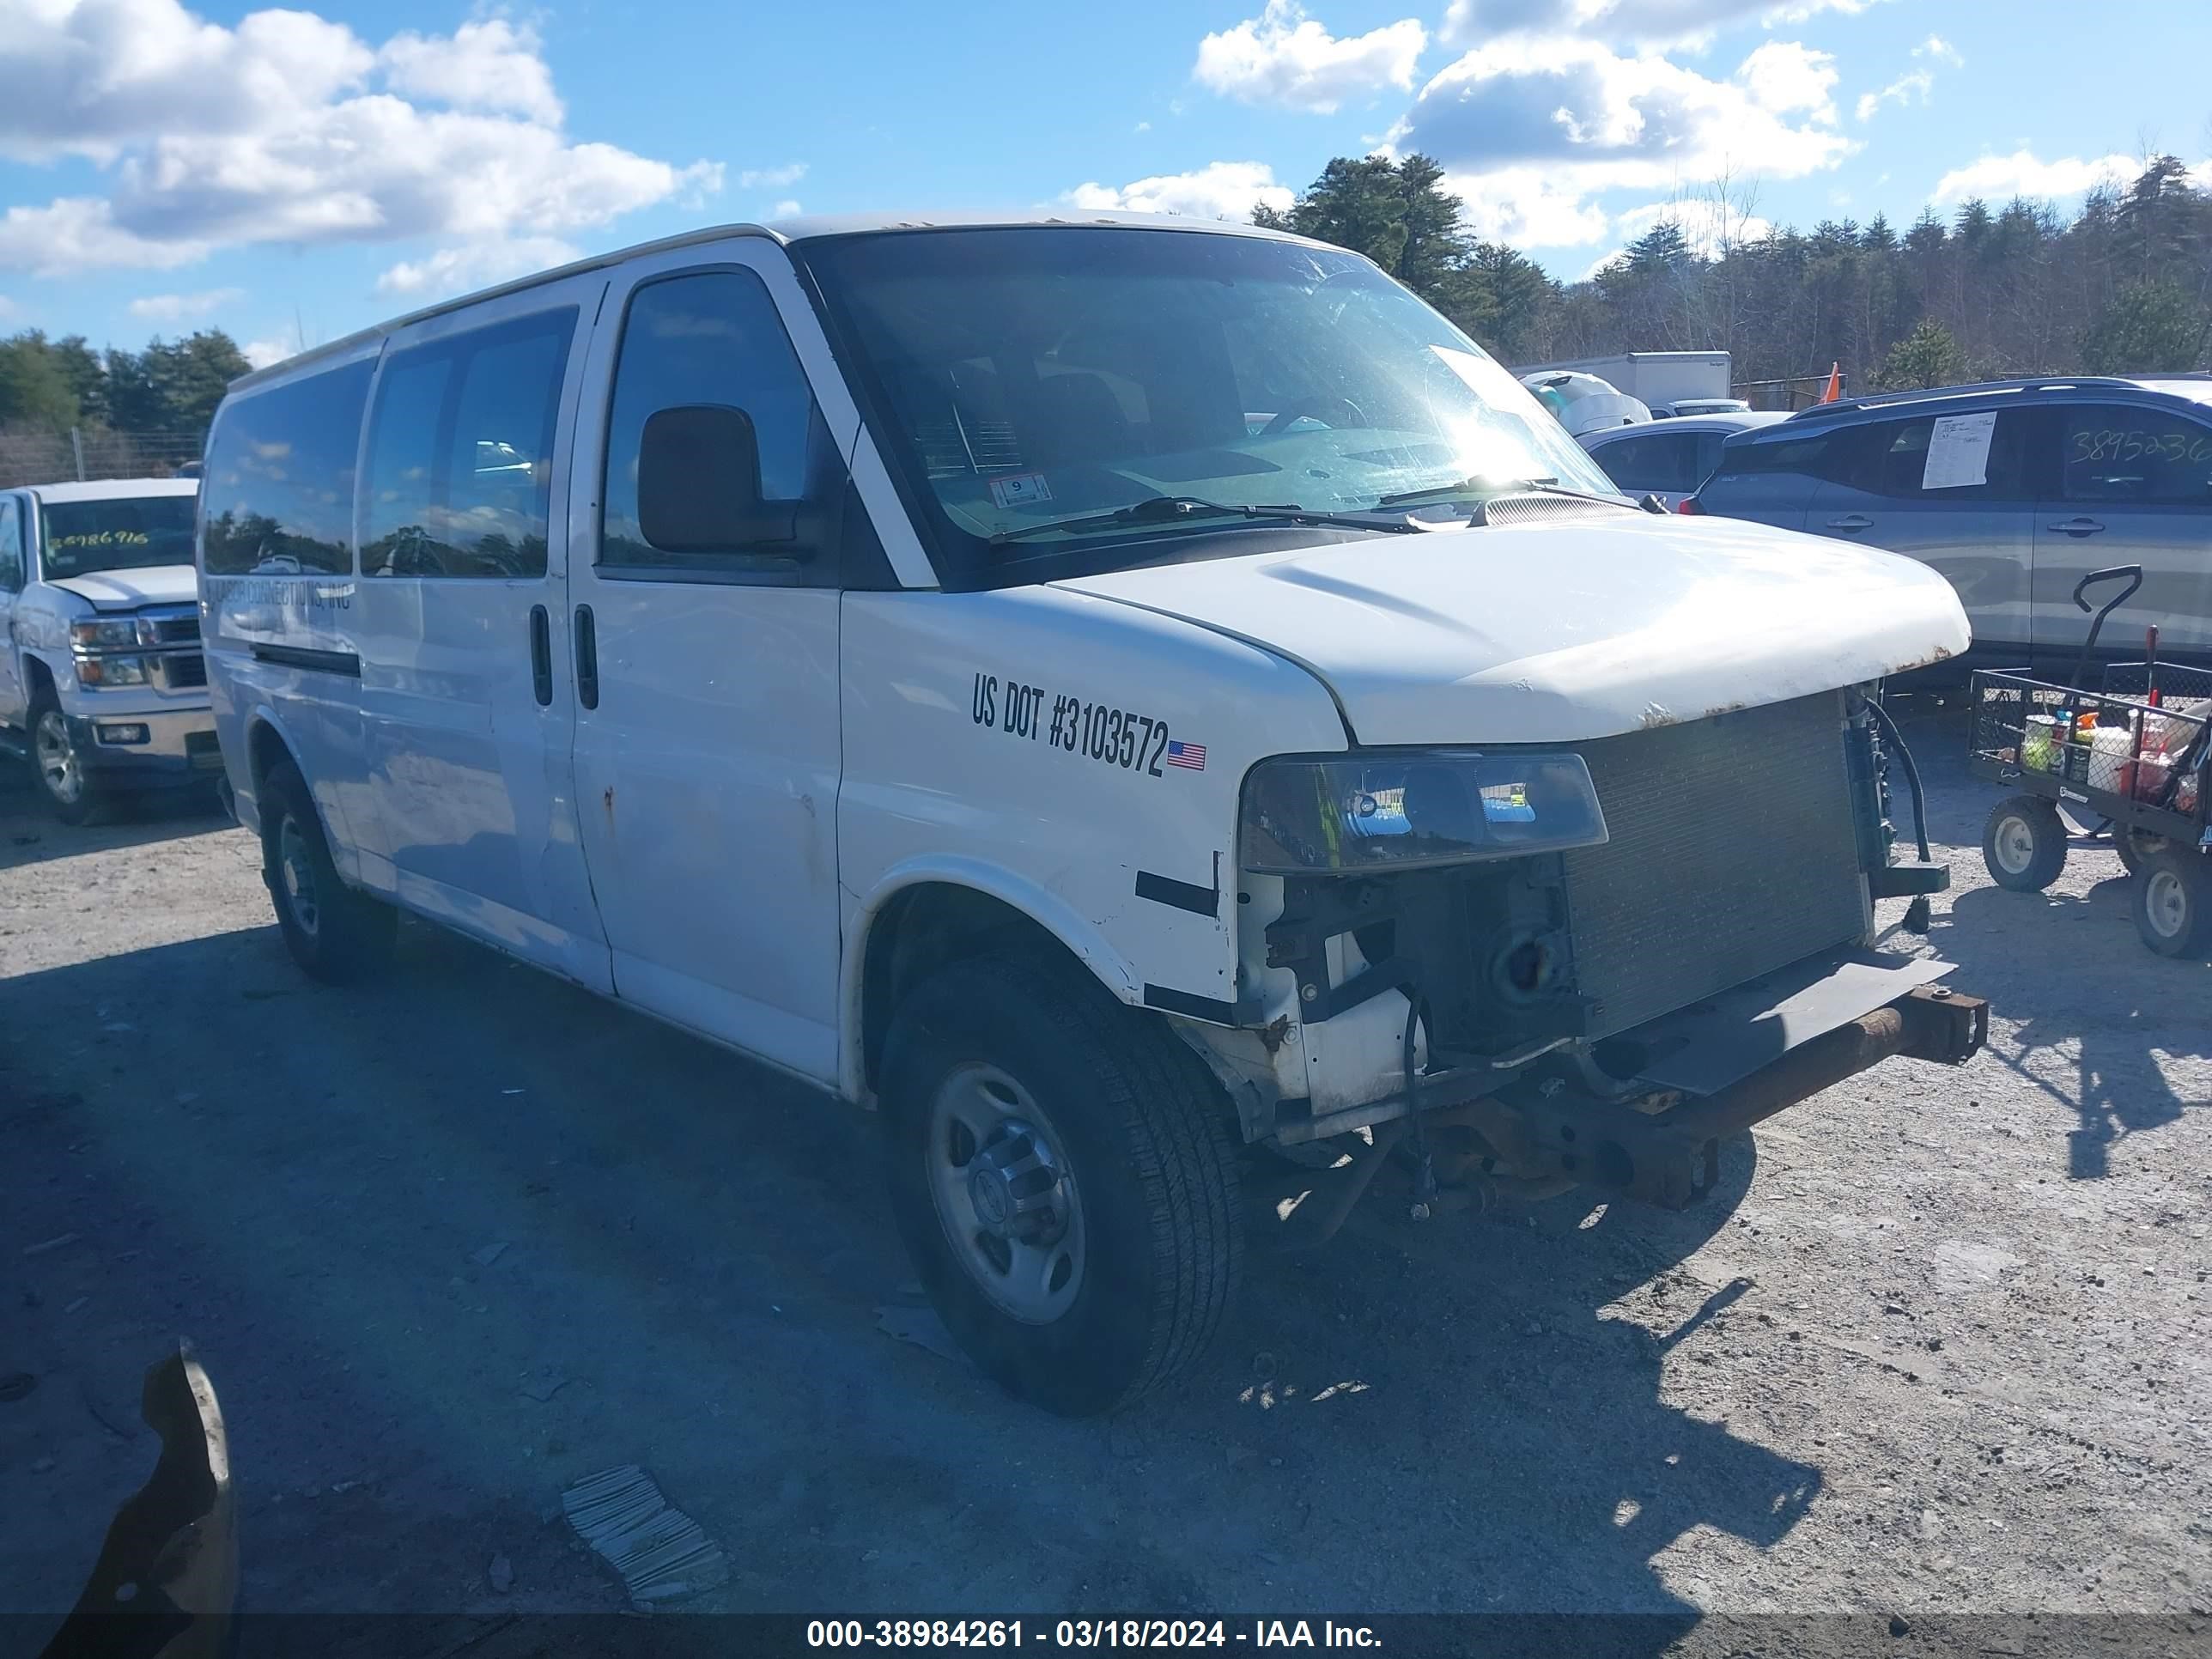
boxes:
[140,609,201,647]
[1561,692,1868,1039]
[153,653,207,690]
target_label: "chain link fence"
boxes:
[0,427,204,489]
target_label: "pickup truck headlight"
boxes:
[1240,750,1609,875]
[70,617,155,649]
[76,654,151,687]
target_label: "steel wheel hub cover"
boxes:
[927,1063,1086,1325]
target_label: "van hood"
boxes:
[46,565,198,611]
[1053,512,1969,745]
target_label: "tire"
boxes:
[880,951,1243,1416]
[1982,794,2067,892]
[27,690,103,825]
[258,756,396,983]
[2132,847,2212,959]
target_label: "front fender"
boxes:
[837,855,1145,1103]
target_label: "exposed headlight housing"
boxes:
[1240,750,1609,875]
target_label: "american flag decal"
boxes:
[1164,739,1206,770]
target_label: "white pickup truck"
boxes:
[0,477,218,823]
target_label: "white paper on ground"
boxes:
[1923,410,1996,490]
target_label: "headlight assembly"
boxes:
[1240,750,1608,875]
[76,654,152,687]
[71,617,146,650]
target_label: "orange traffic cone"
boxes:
[1820,362,1842,403]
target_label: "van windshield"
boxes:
[40,495,198,580]
[796,227,1614,584]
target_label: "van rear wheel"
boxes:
[259,757,395,983]
[880,951,1242,1416]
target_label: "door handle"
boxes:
[528,605,552,707]
[2047,517,2106,537]
[1825,514,1874,531]
[573,605,599,710]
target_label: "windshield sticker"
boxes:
[1923,411,1996,490]
[971,671,1182,778]
[50,530,153,550]
[987,471,1053,510]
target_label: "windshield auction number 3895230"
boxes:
[805,1620,1382,1650]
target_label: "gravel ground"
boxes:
[1,696,2207,1632]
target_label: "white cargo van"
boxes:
[199,213,1985,1415]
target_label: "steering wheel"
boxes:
[1261,395,1366,435]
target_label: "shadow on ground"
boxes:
[3,915,1820,1629]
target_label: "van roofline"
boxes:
[1779,374,2212,426]
[225,211,1334,395]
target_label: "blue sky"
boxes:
[2,0,2207,366]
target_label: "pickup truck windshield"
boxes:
[40,495,198,580]
[797,227,1614,584]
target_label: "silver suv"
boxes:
[1690,376,2212,670]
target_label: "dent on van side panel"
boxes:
[836,582,1346,1087]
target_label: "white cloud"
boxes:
[376,235,582,298]
[1442,0,1890,47]
[0,0,725,277]
[1062,161,1294,221]
[738,162,807,190]
[1612,195,1772,256]
[240,337,292,369]
[1854,33,1960,122]
[127,285,244,319]
[380,19,561,125]
[1395,34,1849,246]
[770,199,804,220]
[1194,1,1426,115]
[1930,149,2134,205]
[1134,119,1152,132]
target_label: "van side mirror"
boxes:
[636,404,805,556]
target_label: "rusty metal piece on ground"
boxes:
[38,1343,235,1659]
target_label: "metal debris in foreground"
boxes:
[561,1464,728,1604]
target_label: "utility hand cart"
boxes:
[1970,564,2212,957]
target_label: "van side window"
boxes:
[2058,404,2212,505]
[202,359,373,576]
[1846,410,2027,500]
[362,309,576,578]
[0,501,22,590]
[600,269,839,572]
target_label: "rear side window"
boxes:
[2057,404,2212,505]
[362,309,576,578]
[1845,410,2028,500]
[201,359,374,575]
[1714,430,1844,480]
[1590,431,1699,493]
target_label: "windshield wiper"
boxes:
[988,495,1420,545]
[1375,476,1626,510]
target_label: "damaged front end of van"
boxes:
[1084,516,1989,1237]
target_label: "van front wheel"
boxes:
[881,953,1242,1416]
[259,757,395,983]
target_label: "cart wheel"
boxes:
[2132,848,2212,958]
[1982,795,2067,892]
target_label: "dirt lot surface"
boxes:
[2,696,2208,1633]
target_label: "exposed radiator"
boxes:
[1562,692,1867,1040]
